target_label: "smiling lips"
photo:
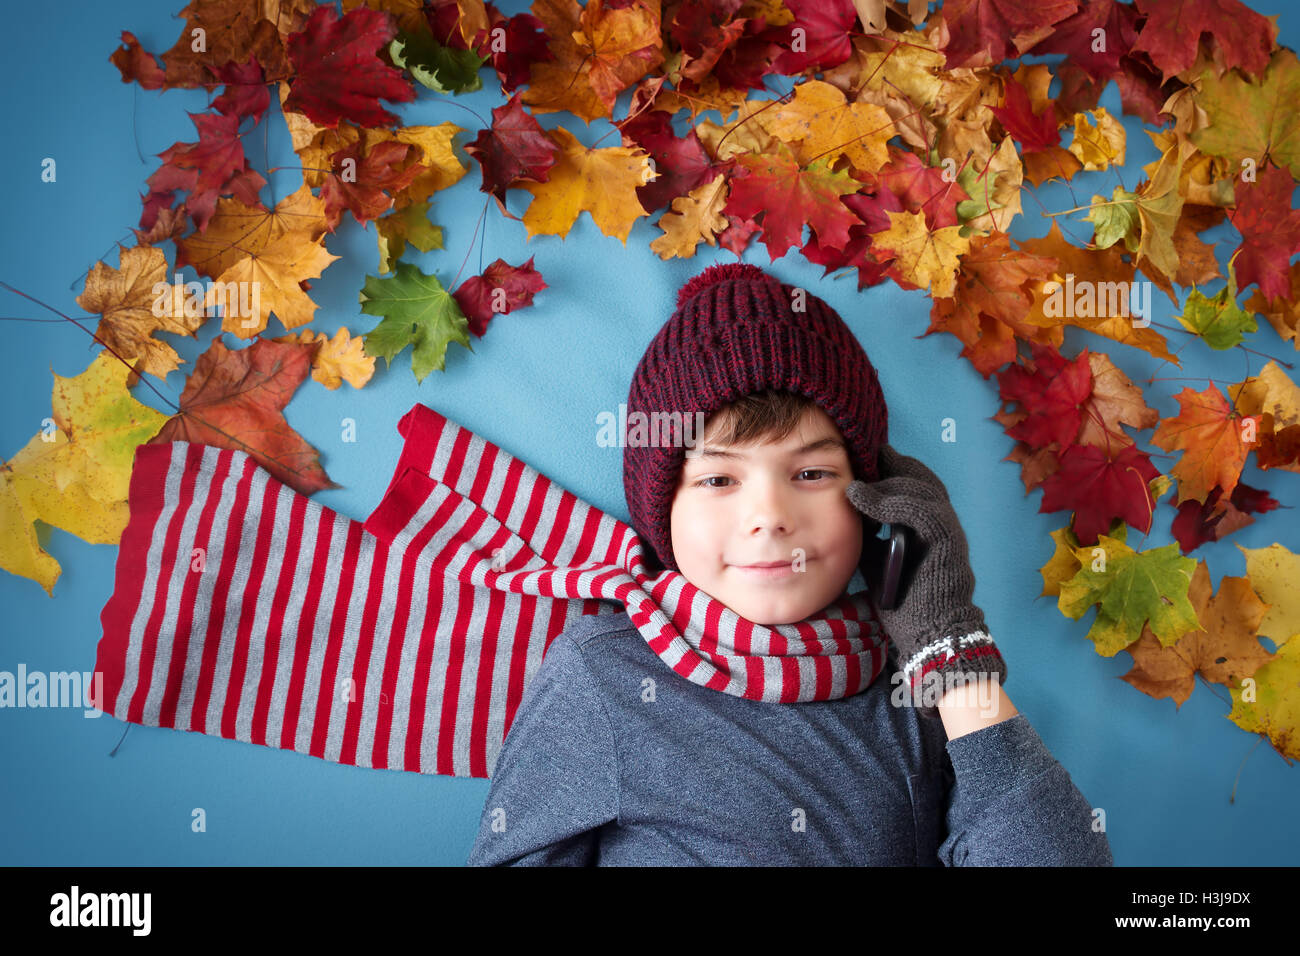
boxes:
[734,559,798,578]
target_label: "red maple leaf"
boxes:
[464,94,559,213]
[149,337,336,496]
[990,74,1061,154]
[212,57,270,123]
[283,5,416,128]
[320,141,425,229]
[619,107,719,215]
[1171,481,1279,554]
[1038,442,1161,545]
[941,0,1080,69]
[763,0,857,74]
[452,257,549,337]
[723,145,863,260]
[1130,0,1276,83]
[996,343,1093,448]
[1032,0,1141,82]
[142,111,266,233]
[872,149,971,230]
[1229,164,1300,301]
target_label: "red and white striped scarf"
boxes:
[93,403,890,778]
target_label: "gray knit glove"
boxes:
[846,444,1007,719]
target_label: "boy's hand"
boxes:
[846,444,1008,720]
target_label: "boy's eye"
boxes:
[692,469,835,488]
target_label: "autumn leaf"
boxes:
[76,245,205,379]
[724,144,865,260]
[1057,532,1200,656]
[0,352,171,593]
[451,257,548,337]
[389,26,485,93]
[767,79,896,175]
[1067,107,1125,171]
[282,4,416,128]
[927,231,1059,376]
[142,111,267,233]
[1245,266,1300,350]
[1236,543,1300,644]
[374,199,444,274]
[359,261,473,381]
[995,342,1092,448]
[650,175,732,259]
[1120,560,1274,708]
[871,209,971,298]
[518,126,658,242]
[1228,163,1300,301]
[320,140,426,229]
[174,184,339,336]
[1174,257,1258,349]
[1151,384,1260,506]
[275,327,375,390]
[520,0,663,122]
[1171,481,1279,554]
[463,93,559,213]
[1227,360,1300,473]
[955,135,1024,235]
[1038,442,1161,546]
[1129,0,1276,83]
[940,0,1080,69]
[1191,47,1300,180]
[1228,636,1300,762]
[149,337,335,495]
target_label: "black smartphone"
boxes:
[861,520,910,610]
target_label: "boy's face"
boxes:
[669,406,864,626]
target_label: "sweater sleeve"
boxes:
[465,629,620,866]
[936,713,1113,866]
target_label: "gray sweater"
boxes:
[467,605,1113,866]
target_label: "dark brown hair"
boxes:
[698,388,856,478]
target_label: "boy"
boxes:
[467,263,1113,866]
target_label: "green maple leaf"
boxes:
[359,262,472,382]
[1057,534,1200,657]
[375,200,444,275]
[390,30,485,94]
[1084,186,1141,251]
[1175,258,1258,349]
[1191,48,1300,180]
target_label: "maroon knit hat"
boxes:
[624,262,889,572]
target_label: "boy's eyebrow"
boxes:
[691,435,846,461]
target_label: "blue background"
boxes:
[1,0,1296,865]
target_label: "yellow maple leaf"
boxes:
[1237,543,1300,645]
[1068,107,1126,171]
[0,352,170,594]
[871,210,970,298]
[767,79,895,174]
[519,126,657,242]
[1228,634,1300,762]
[276,328,376,389]
[75,245,205,379]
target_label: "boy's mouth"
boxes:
[732,559,801,579]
